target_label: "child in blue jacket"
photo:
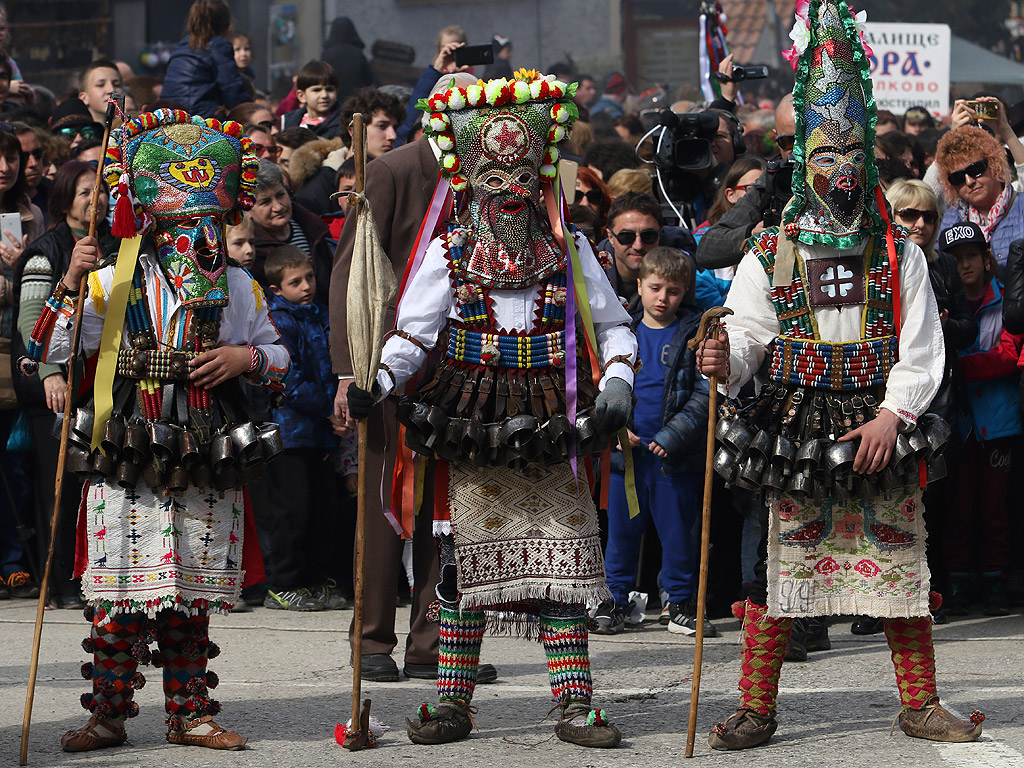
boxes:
[594,247,713,636]
[264,246,349,611]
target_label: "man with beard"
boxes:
[696,0,985,751]
[347,71,637,748]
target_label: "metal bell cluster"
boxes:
[712,410,951,501]
[397,397,609,469]
[57,410,284,494]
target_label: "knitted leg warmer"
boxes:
[436,605,485,707]
[884,616,938,709]
[737,600,792,716]
[157,610,221,729]
[80,608,146,720]
[539,612,593,705]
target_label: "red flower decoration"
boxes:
[854,559,881,577]
[814,556,839,575]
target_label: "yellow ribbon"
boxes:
[558,172,640,519]
[91,235,143,452]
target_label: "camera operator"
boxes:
[695,94,795,270]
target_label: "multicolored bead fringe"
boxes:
[737,600,792,716]
[437,607,486,707]
[884,616,938,709]
[539,614,593,704]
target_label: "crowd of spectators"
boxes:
[0,0,1021,659]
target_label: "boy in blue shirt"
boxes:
[594,247,714,635]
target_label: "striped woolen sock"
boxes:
[737,600,792,716]
[539,614,593,704]
[437,606,485,707]
[884,616,938,709]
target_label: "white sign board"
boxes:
[861,22,951,117]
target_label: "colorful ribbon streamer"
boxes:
[91,235,143,452]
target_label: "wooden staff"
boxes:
[343,112,373,751]
[20,93,124,766]
[684,305,733,758]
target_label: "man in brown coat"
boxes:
[330,73,496,682]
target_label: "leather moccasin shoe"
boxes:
[554,702,621,748]
[708,708,778,750]
[898,697,983,743]
[406,701,474,745]
[61,716,127,752]
[166,716,247,750]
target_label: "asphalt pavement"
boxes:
[2,599,1022,767]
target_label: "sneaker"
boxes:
[667,597,718,637]
[659,603,671,626]
[6,571,40,599]
[982,576,1010,616]
[263,588,325,611]
[314,579,350,610]
[592,600,628,635]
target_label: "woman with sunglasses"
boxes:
[692,157,766,309]
[935,116,1024,267]
[13,160,116,608]
[575,166,611,231]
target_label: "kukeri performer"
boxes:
[347,70,638,748]
[696,0,985,750]
[23,109,289,752]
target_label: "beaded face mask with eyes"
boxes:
[105,110,258,306]
[421,74,579,290]
[783,0,881,248]
[451,105,562,288]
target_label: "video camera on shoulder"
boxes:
[762,157,795,227]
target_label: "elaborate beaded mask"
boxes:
[419,72,578,289]
[104,109,259,306]
[783,0,881,248]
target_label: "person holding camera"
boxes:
[694,94,795,271]
[933,98,1024,267]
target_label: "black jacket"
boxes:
[695,169,770,270]
[926,249,977,426]
[320,17,375,104]
[1003,238,1024,335]
[161,35,250,118]
[281,105,341,139]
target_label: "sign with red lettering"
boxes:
[861,23,950,118]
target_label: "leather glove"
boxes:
[347,381,380,421]
[593,377,633,435]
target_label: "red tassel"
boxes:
[111,191,137,238]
